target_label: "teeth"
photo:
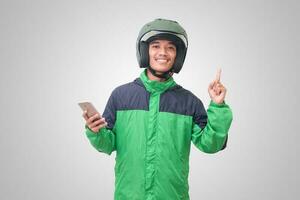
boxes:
[156,59,168,63]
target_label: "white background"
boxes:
[0,0,299,199]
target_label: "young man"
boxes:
[82,18,233,200]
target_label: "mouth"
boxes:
[155,58,169,64]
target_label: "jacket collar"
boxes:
[137,70,177,94]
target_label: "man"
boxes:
[82,18,233,200]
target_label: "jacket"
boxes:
[85,70,233,200]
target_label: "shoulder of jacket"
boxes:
[110,79,143,97]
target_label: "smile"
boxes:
[155,58,169,64]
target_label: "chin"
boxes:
[152,65,172,73]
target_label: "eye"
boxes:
[168,46,176,51]
[151,45,160,49]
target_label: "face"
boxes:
[148,39,177,74]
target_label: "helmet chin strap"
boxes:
[148,65,173,79]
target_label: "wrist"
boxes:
[210,100,226,107]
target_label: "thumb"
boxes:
[208,80,216,90]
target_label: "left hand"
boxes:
[208,69,227,104]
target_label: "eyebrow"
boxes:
[149,40,176,46]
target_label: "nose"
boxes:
[158,47,167,56]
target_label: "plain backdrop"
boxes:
[0,0,299,199]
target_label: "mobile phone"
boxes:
[78,102,99,118]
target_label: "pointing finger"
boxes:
[215,68,221,82]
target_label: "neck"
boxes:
[146,69,167,82]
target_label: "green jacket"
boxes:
[85,70,233,200]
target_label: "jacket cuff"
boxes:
[85,125,99,135]
[85,125,108,136]
[209,100,228,108]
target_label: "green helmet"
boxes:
[136,18,188,76]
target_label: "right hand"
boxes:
[82,110,107,133]
[208,69,227,104]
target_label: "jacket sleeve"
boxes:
[85,90,118,155]
[191,100,233,154]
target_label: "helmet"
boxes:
[136,18,188,77]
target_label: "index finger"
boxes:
[87,113,101,124]
[215,68,221,82]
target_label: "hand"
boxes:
[208,69,227,104]
[82,111,107,133]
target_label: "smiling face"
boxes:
[148,39,177,74]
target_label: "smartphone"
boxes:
[78,102,99,118]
